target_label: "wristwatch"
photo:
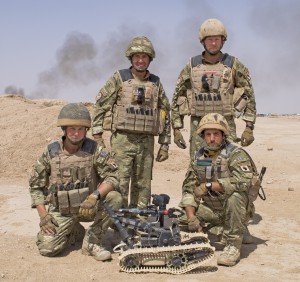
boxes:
[205,182,212,192]
[93,190,101,200]
[246,123,255,130]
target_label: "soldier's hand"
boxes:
[241,127,254,147]
[39,213,59,235]
[79,195,98,218]
[156,144,169,162]
[187,215,202,232]
[174,129,187,149]
[194,183,208,199]
[93,134,106,148]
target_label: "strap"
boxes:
[190,53,235,68]
[119,69,160,86]
[81,138,97,155]
[48,141,61,159]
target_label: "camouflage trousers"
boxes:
[36,191,122,256]
[111,131,154,209]
[180,192,248,248]
[189,115,238,159]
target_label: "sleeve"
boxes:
[232,58,256,124]
[171,62,192,129]
[157,81,171,144]
[28,148,51,208]
[217,148,254,196]
[91,72,122,135]
[179,160,200,208]
[93,146,119,190]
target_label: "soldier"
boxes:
[179,113,257,266]
[29,103,122,261]
[92,36,171,209]
[171,18,256,158]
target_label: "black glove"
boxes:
[39,213,59,235]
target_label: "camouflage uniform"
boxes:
[172,53,256,158]
[179,142,254,249]
[92,68,171,208]
[29,137,122,257]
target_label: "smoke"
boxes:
[4,85,24,96]
[31,24,158,100]
[31,32,100,98]
[247,0,300,113]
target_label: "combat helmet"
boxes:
[57,103,91,128]
[199,19,227,42]
[197,113,229,136]
[125,36,156,60]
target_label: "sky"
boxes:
[1,0,299,114]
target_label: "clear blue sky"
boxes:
[1,0,299,114]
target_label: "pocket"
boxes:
[177,96,190,115]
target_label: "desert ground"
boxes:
[0,94,299,282]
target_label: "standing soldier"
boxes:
[92,36,171,209]
[179,113,258,266]
[171,18,256,158]
[29,103,122,261]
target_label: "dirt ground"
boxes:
[0,95,299,282]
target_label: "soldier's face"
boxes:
[204,129,224,148]
[203,36,223,55]
[131,53,150,72]
[65,126,87,145]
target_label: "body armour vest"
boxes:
[189,53,235,117]
[111,69,162,135]
[47,138,98,215]
[194,143,237,210]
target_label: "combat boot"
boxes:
[82,240,111,261]
[217,244,240,266]
[242,226,254,244]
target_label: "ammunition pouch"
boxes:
[49,182,92,216]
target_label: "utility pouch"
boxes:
[233,88,248,112]
[177,96,190,115]
[132,86,145,105]
[57,191,70,215]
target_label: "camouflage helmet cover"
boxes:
[197,113,229,136]
[199,18,227,42]
[57,103,91,128]
[125,36,156,59]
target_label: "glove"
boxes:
[156,145,169,162]
[39,213,59,235]
[187,215,202,232]
[93,134,106,148]
[241,127,254,147]
[194,183,208,199]
[174,129,187,149]
[79,195,98,219]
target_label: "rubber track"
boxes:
[118,241,215,274]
